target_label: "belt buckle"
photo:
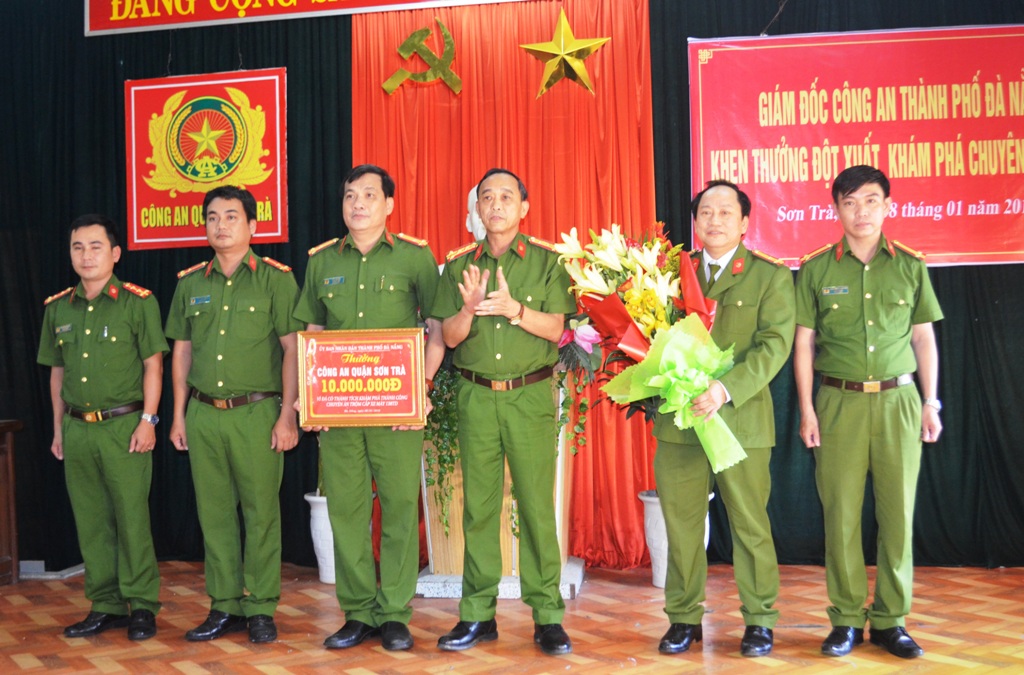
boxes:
[491,380,510,392]
[862,381,881,393]
[214,398,229,409]
[83,411,98,422]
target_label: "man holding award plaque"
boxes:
[294,164,444,652]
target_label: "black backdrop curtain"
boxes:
[2,0,1023,571]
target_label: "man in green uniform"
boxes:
[795,165,943,659]
[294,164,444,652]
[654,181,794,658]
[38,215,166,641]
[166,186,301,644]
[433,168,576,656]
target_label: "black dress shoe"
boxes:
[534,623,572,655]
[63,611,130,638]
[380,621,414,651]
[869,626,924,658]
[127,609,157,641]
[248,615,277,643]
[740,625,773,657]
[324,620,380,649]
[185,610,248,641]
[658,623,702,654]
[822,626,863,656]
[437,620,498,651]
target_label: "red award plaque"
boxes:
[298,328,426,428]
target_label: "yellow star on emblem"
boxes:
[520,9,610,98]
[187,117,226,159]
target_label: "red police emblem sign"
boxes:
[124,68,288,250]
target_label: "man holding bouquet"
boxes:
[654,180,794,657]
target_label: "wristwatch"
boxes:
[141,413,160,425]
[509,302,525,326]
[923,398,942,412]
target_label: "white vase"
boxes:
[638,490,713,588]
[304,492,335,584]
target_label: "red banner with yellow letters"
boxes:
[689,25,1024,266]
[124,68,288,250]
[86,0,528,36]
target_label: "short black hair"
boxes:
[476,168,528,201]
[343,164,396,198]
[203,186,258,222]
[691,180,751,220]
[832,165,890,202]
[69,214,119,248]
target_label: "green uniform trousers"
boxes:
[319,426,422,626]
[814,383,922,630]
[456,378,565,625]
[63,413,160,615]
[185,396,284,617]
[654,440,779,628]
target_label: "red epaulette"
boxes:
[893,240,925,260]
[446,242,478,262]
[122,282,152,298]
[308,238,339,257]
[177,261,207,279]
[396,232,429,248]
[751,249,785,266]
[44,287,74,305]
[799,244,833,264]
[528,236,556,252]
[262,256,292,272]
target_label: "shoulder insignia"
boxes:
[308,238,340,257]
[44,287,74,305]
[893,240,925,260]
[752,249,785,266]
[528,236,556,252]
[689,249,701,258]
[262,256,292,273]
[396,232,429,248]
[799,244,833,264]
[446,242,478,262]
[122,282,152,298]
[177,261,208,279]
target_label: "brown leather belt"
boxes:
[460,366,554,392]
[191,389,279,409]
[821,373,914,393]
[65,401,143,423]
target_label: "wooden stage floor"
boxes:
[1,561,1022,673]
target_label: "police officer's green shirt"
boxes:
[432,233,575,379]
[795,233,943,382]
[165,250,302,397]
[293,231,439,330]
[37,274,169,410]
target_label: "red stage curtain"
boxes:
[352,0,656,569]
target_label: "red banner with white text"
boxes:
[86,0,528,35]
[124,68,288,250]
[689,25,1024,266]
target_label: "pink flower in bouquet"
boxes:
[573,323,602,353]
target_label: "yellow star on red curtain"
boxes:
[520,9,610,98]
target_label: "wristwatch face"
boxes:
[924,399,942,412]
[142,413,160,425]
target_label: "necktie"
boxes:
[707,263,721,291]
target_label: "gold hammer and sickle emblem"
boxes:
[382,19,462,95]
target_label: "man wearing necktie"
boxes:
[653,180,795,658]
